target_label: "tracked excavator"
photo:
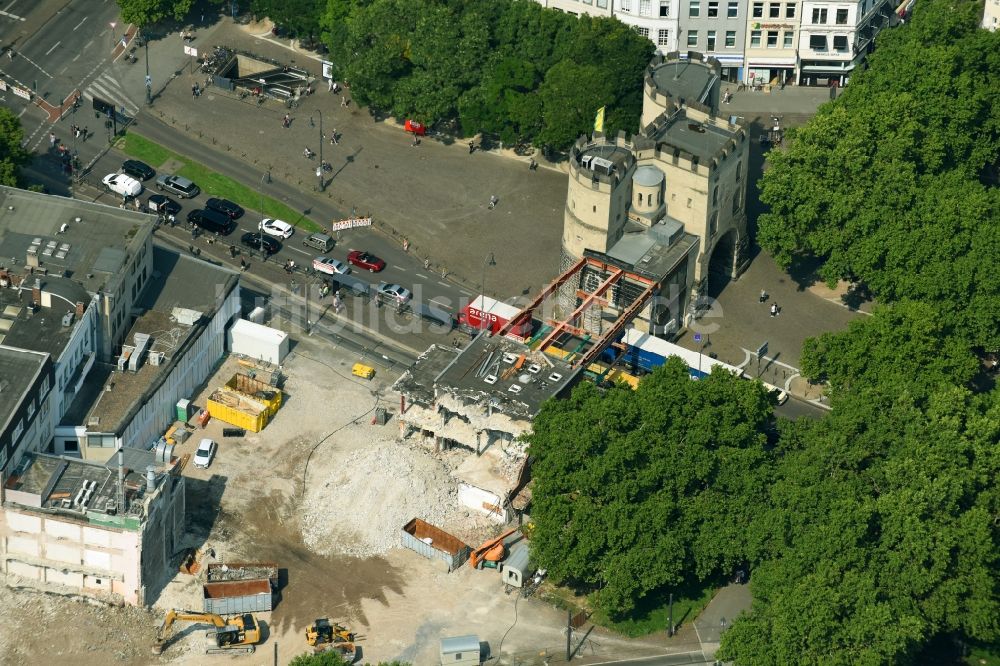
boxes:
[306,618,356,658]
[153,609,260,655]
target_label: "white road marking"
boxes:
[428,298,455,311]
[0,9,25,21]
[84,39,93,49]
[72,52,81,62]
[73,16,88,30]
[392,264,405,270]
[415,273,428,279]
[287,246,311,257]
[437,281,450,288]
[45,41,61,56]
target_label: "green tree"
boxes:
[528,360,774,617]
[536,61,615,149]
[0,108,30,187]
[719,387,1000,664]
[116,0,198,24]
[755,0,1000,349]
[251,0,324,38]
[800,301,979,405]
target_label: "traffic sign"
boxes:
[756,341,768,358]
[693,333,702,343]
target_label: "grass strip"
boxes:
[123,133,322,233]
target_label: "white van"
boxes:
[103,173,143,198]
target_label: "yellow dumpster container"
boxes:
[206,388,269,432]
[352,363,375,380]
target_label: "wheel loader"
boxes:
[306,618,356,659]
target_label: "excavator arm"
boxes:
[154,610,229,654]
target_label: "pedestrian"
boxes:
[327,78,333,92]
[759,289,767,303]
[82,126,89,141]
[340,95,347,107]
[330,129,338,145]
[770,302,778,317]
[309,116,314,128]
[468,140,475,154]
[411,134,419,147]
[5,48,12,60]
[282,114,290,128]
[49,132,56,147]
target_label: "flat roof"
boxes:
[83,310,196,433]
[137,245,238,313]
[604,220,700,282]
[652,110,736,161]
[577,144,633,174]
[0,276,88,359]
[434,335,580,419]
[0,346,48,435]
[650,59,718,106]
[0,186,153,296]
[4,451,167,522]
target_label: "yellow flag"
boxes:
[594,106,606,134]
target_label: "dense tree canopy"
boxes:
[0,108,31,187]
[756,0,1000,349]
[116,0,202,24]
[528,359,775,617]
[315,0,652,147]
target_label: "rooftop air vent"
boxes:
[502,353,517,364]
[527,364,542,374]
[484,375,498,385]
[518,373,532,384]
[508,384,523,394]
[548,372,563,382]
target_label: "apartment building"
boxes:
[742,0,802,86]
[986,0,1000,30]
[537,0,614,16]
[614,0,680,53]
[798,0,894,85]
[678,0,749,80]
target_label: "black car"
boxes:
[206,197,244,220]
[187,208,234,235]
[122,159,155,181]
[240,232,280,255]
[147,194,181,217]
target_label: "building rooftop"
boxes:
[3,451,171,527]
[433,335,581,419]
[651,109,736,162]
[650,58,718,108]
[394,344,462,405]
[138,245,238,313]
[602,220,700,282]
[0,276,88,359]
[0,186,154,297]
[83,310,196,435]
[0,346,49,437]
[576,144,633,176]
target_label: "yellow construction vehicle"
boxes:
[306,618,356,658]
[153,609,260,655]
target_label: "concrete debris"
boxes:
[299,433,495,558]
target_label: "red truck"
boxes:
[458,295,532,340]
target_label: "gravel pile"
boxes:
[300,434,471,558]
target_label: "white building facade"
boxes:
[615,0,681,53]
[798,0,894,85]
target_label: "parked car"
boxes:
[347,250,386,272]
[377,282,412,304]
[259,218,294,239]
[147,194,181,217]
[206,197,244,220]
[121,159,155,181]
[312,256,349,275]
[241,232,281,255]
[193,438,217,468]
[187,208,234,235]
[155,174,200,198]
[103,173,143,198]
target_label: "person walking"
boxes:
[770,302,778,317]
[759,289,767,303]
[282,114,291,128]
[327,78,333,92]
[49,132,57,147]
[340,95,347,107]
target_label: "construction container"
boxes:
[440,635,481,665]
[225,374,282,417]
[176,399,193,422]
[401,518,470,571]
[206,561,278,586]
[352,363,375,379]
[203,579,273,614]
[206,389,269,433]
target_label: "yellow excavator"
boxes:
[153,609,261,655]
[306,618,356,658]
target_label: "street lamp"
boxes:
[258,172,267,260]
[480,252,496,331]
[312,109,324,191]
[143,29,152,105]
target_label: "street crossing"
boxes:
[81,70,139,116]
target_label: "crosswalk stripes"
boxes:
[82,72,140,116]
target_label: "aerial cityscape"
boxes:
[0,0,997,664]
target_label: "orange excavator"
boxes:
[469,528,520,569]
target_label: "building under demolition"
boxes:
[0,448,184,605]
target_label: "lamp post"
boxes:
[258,172,267,260]
[313,109,324,191]
[480,252,496,331]
[143,29,152,105]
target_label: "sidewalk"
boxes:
[693,583,752,660]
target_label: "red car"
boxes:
[348,250,386,272]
